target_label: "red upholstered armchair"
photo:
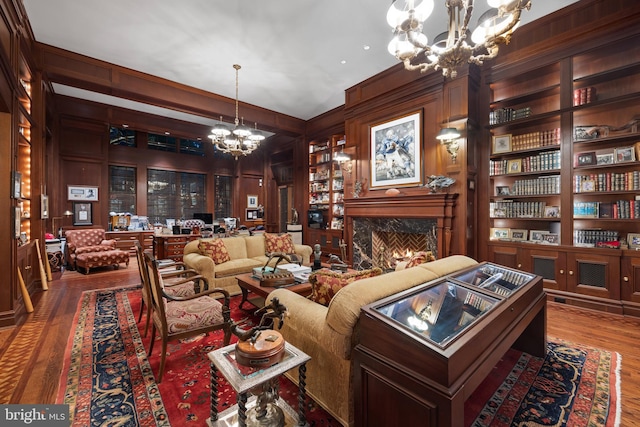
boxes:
[65,228,130,274]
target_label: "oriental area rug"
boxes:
[57,288,621,427]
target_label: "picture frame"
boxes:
[492,134,512,154]
[507,158,522,174]
[529,230,550,242]
[370,111,421,189]
[68,185,99,201]
[596,153,614,166]
[12,170,22,199]
[41,194,49,219]
[14,206,21,239]
[541,233,560,245]
[245,208,259,221]
[73,202,93,226]
[489,227,510,240]
[510,229,528,241]
[628,233,640,249]
[543,206,560,218]
[247,195,258,208]
[575,152,596,167]
[615,146,636,163]
[496,186,511,196]
[580,180,596,192]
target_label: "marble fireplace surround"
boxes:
[343,193,457,270]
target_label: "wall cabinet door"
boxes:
[524,248,567,291]
[487,243,520,270]
[566,251,620,300]
[622,253,640,302]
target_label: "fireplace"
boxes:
[344,193,457,270]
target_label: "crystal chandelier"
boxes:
[387,0,531,79]
[208,64,264,159]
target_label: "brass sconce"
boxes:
[334,148,353,175]
[436,127,461,162]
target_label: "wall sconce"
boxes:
[436,127,461,162]
[334,148,353,174]
[53,210,73,238]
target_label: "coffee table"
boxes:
[236,273,312,309]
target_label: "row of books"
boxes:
[573,200,640,219]
[489,107,532,125]
[574,171,640,193]
[490,201,551,218]
[489,150,561,175]
[573,86,597,106]
[510,128,561,151]
[508,175,561,196]
[573,229,619,246]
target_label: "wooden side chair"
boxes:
[144,251,232,382]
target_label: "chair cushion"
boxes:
[164,296,224,334]
[198,239,231,264]
[308,268,383,307]
[405,251,436,268]
[264,233,295,254]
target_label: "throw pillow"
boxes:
[308,267,383,307]
[405,251,436,268]
[265,233,295,254]
[198,239,231,264]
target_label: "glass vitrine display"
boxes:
[375,281,500,347]
[453,263,534,297]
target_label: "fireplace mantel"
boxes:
[344,193,458,260]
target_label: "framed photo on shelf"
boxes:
[596,152,614,166]
[68,185,99,201]
[245,208,259,221]
[543,206,560,218]
[580,180,596,192]
[541,233,560,245]
[628,233,640,249]
[576,152,596,167]
[73,202,92,226]
[492,134,512,154]
[510,229,528,241]
[529,230,549,242]
[41,194,49,219]
[12,171,22,199]
[370,111,421,189]
[496,186,511,196]
[489,227,510,240]
[615,146,636,163]
[507,159,522,174]
[247,195,258,208]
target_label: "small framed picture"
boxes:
[496,186,511,196]
[544,206,560,218]
[68,185,99,201]
[615,146,636,163]
[245,208,259,221]
[507,159,522,174]
[490,227,510,240]
[73,202,93,226]
[247,195,258,208]
[530,230,549,242]
[12,171,22,199]
[492,208,507,218]
[492,134,512,154]
[510,229,528,241]
[628,233,640,249]
[580,180,596,192]
[41,194,49,219]
[576,152,596,167]
[14,206,21,239]
[541,233,560,245]
[596,153,614,166]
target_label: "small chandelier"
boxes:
[387,0,531,79]
[208,64,264,159]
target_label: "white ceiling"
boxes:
[23,0,579,125]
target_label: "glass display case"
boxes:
[376,281,499,347]
[453,262,535,297]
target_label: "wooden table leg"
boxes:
[297,363,308,426]
[239,286,250,310]
[210,361,219,422]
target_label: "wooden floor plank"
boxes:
[2,259,639,423]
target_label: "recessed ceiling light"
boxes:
[363,45,370,50]
[122,124,129,128]
[341,60,347,65]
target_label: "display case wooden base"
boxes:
[353,264,545,427]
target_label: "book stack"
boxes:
[489,107,532,125]
[573,87,596,106]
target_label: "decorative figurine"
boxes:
[423,175,456,193]
[313,243,322,270]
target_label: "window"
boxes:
[179,138,205,156]
[109,126,136,146]
[147,169,207,224]
[109,166,136,214]
[215,175,232,219]
[148,133,177,152]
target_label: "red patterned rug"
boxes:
[57,288,621,426]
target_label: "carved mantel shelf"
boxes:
[343,193,458,259]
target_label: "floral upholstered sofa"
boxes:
[266,255,478,426]
[182,233,312,296]
[65,228,130,274]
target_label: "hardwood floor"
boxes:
[1,259,639,424]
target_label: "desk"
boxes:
[207,341,311,427]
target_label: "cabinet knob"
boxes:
[623,276,629,282]
[559,269,564,274]
[569,270,574,276]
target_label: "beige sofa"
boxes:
[182,234,312,296]
[266,255,478,427]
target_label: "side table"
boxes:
[207,341,311,427]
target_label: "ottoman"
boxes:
[75,249,130,274]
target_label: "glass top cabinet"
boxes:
[373,262,536,348]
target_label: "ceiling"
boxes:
[22,0,579,128]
